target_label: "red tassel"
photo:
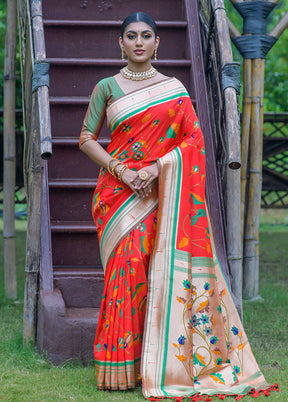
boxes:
[273,383,280,391]
[148,383,280,401]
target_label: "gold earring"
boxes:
[122,48,125,61]
[154,48,157,61]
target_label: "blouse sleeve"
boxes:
[79,82,107,147]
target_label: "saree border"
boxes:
[141,147,183,397]
[107,78,189,132]
[100,189,158,272]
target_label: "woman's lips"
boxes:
[134,50,145,55]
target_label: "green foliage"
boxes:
[225,0,288,112]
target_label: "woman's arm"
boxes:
[80,140,158,198]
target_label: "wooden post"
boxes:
[240,60,252,239]
[23,93,43,344]
[22,0,50,344]
[3,0,17,300]
[243,59,265,300]
[214,0,242,311]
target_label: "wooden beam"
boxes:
[213,0,242,312]
[269,11,288,38]
[229,0,243,5]
[227,18,241,39]
[3,0,17,300]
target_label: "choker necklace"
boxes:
[120,66,157,81]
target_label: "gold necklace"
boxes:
[120,66,157,81]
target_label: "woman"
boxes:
[79,12,277,400]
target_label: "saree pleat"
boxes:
[94,210,157,390]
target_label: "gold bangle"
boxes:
[118,165,128,182]
[111,161,122,178]
[107,158,117,174]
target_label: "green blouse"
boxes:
[79,77,125,147]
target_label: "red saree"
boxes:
[88,78,276,398]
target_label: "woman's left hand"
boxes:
[130,164,159,198]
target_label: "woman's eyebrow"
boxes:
[126,29,153,34]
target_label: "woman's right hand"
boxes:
[120,168,153,199]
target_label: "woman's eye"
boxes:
[127,34,135,40]
[143,34,152,39]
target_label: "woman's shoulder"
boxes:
[162,76,189,94]
[90,76,119,101]
[96,76,115,90]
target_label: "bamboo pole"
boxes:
[269,11,288,38]
[31,0,52,160]
[243,59,265,300]
[240,59,252,240]
[3,0,17,300]
[226,18,241,39]
[214,0,242,311]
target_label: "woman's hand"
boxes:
[120,168,140,196]
[130,164,159,199]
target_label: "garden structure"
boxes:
[1,0,285,363]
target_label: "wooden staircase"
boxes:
[37,0,230,363]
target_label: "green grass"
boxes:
[0,218,287,401]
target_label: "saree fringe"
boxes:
[148,383,279,400]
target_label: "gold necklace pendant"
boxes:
[120,66,157,81]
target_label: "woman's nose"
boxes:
[136,35,142,46]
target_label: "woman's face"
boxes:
[119,21,159,66]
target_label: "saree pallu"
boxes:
[92,78,274,398]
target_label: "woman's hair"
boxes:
[121,12,157,38]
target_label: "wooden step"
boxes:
[48,58,191,66]
[44,20,188,28]
[47,143,102,179]
[49,178,97,188]
[51,221,96,232]
[42,0,185,21]
[54,267,102,276]
[65,307,100,321]
[48,61,193,97]
[56,276,104,308]
[44,25,187,59]
[49,181,96,222]
[52,137,109,146]
[49,102,87,137]
[51,222,101,268]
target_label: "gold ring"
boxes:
[139,171,149,181]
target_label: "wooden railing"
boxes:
[198,0,242,309]
[262,113,288,208]
[17,0,52,344]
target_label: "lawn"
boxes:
[0,214,287,401]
